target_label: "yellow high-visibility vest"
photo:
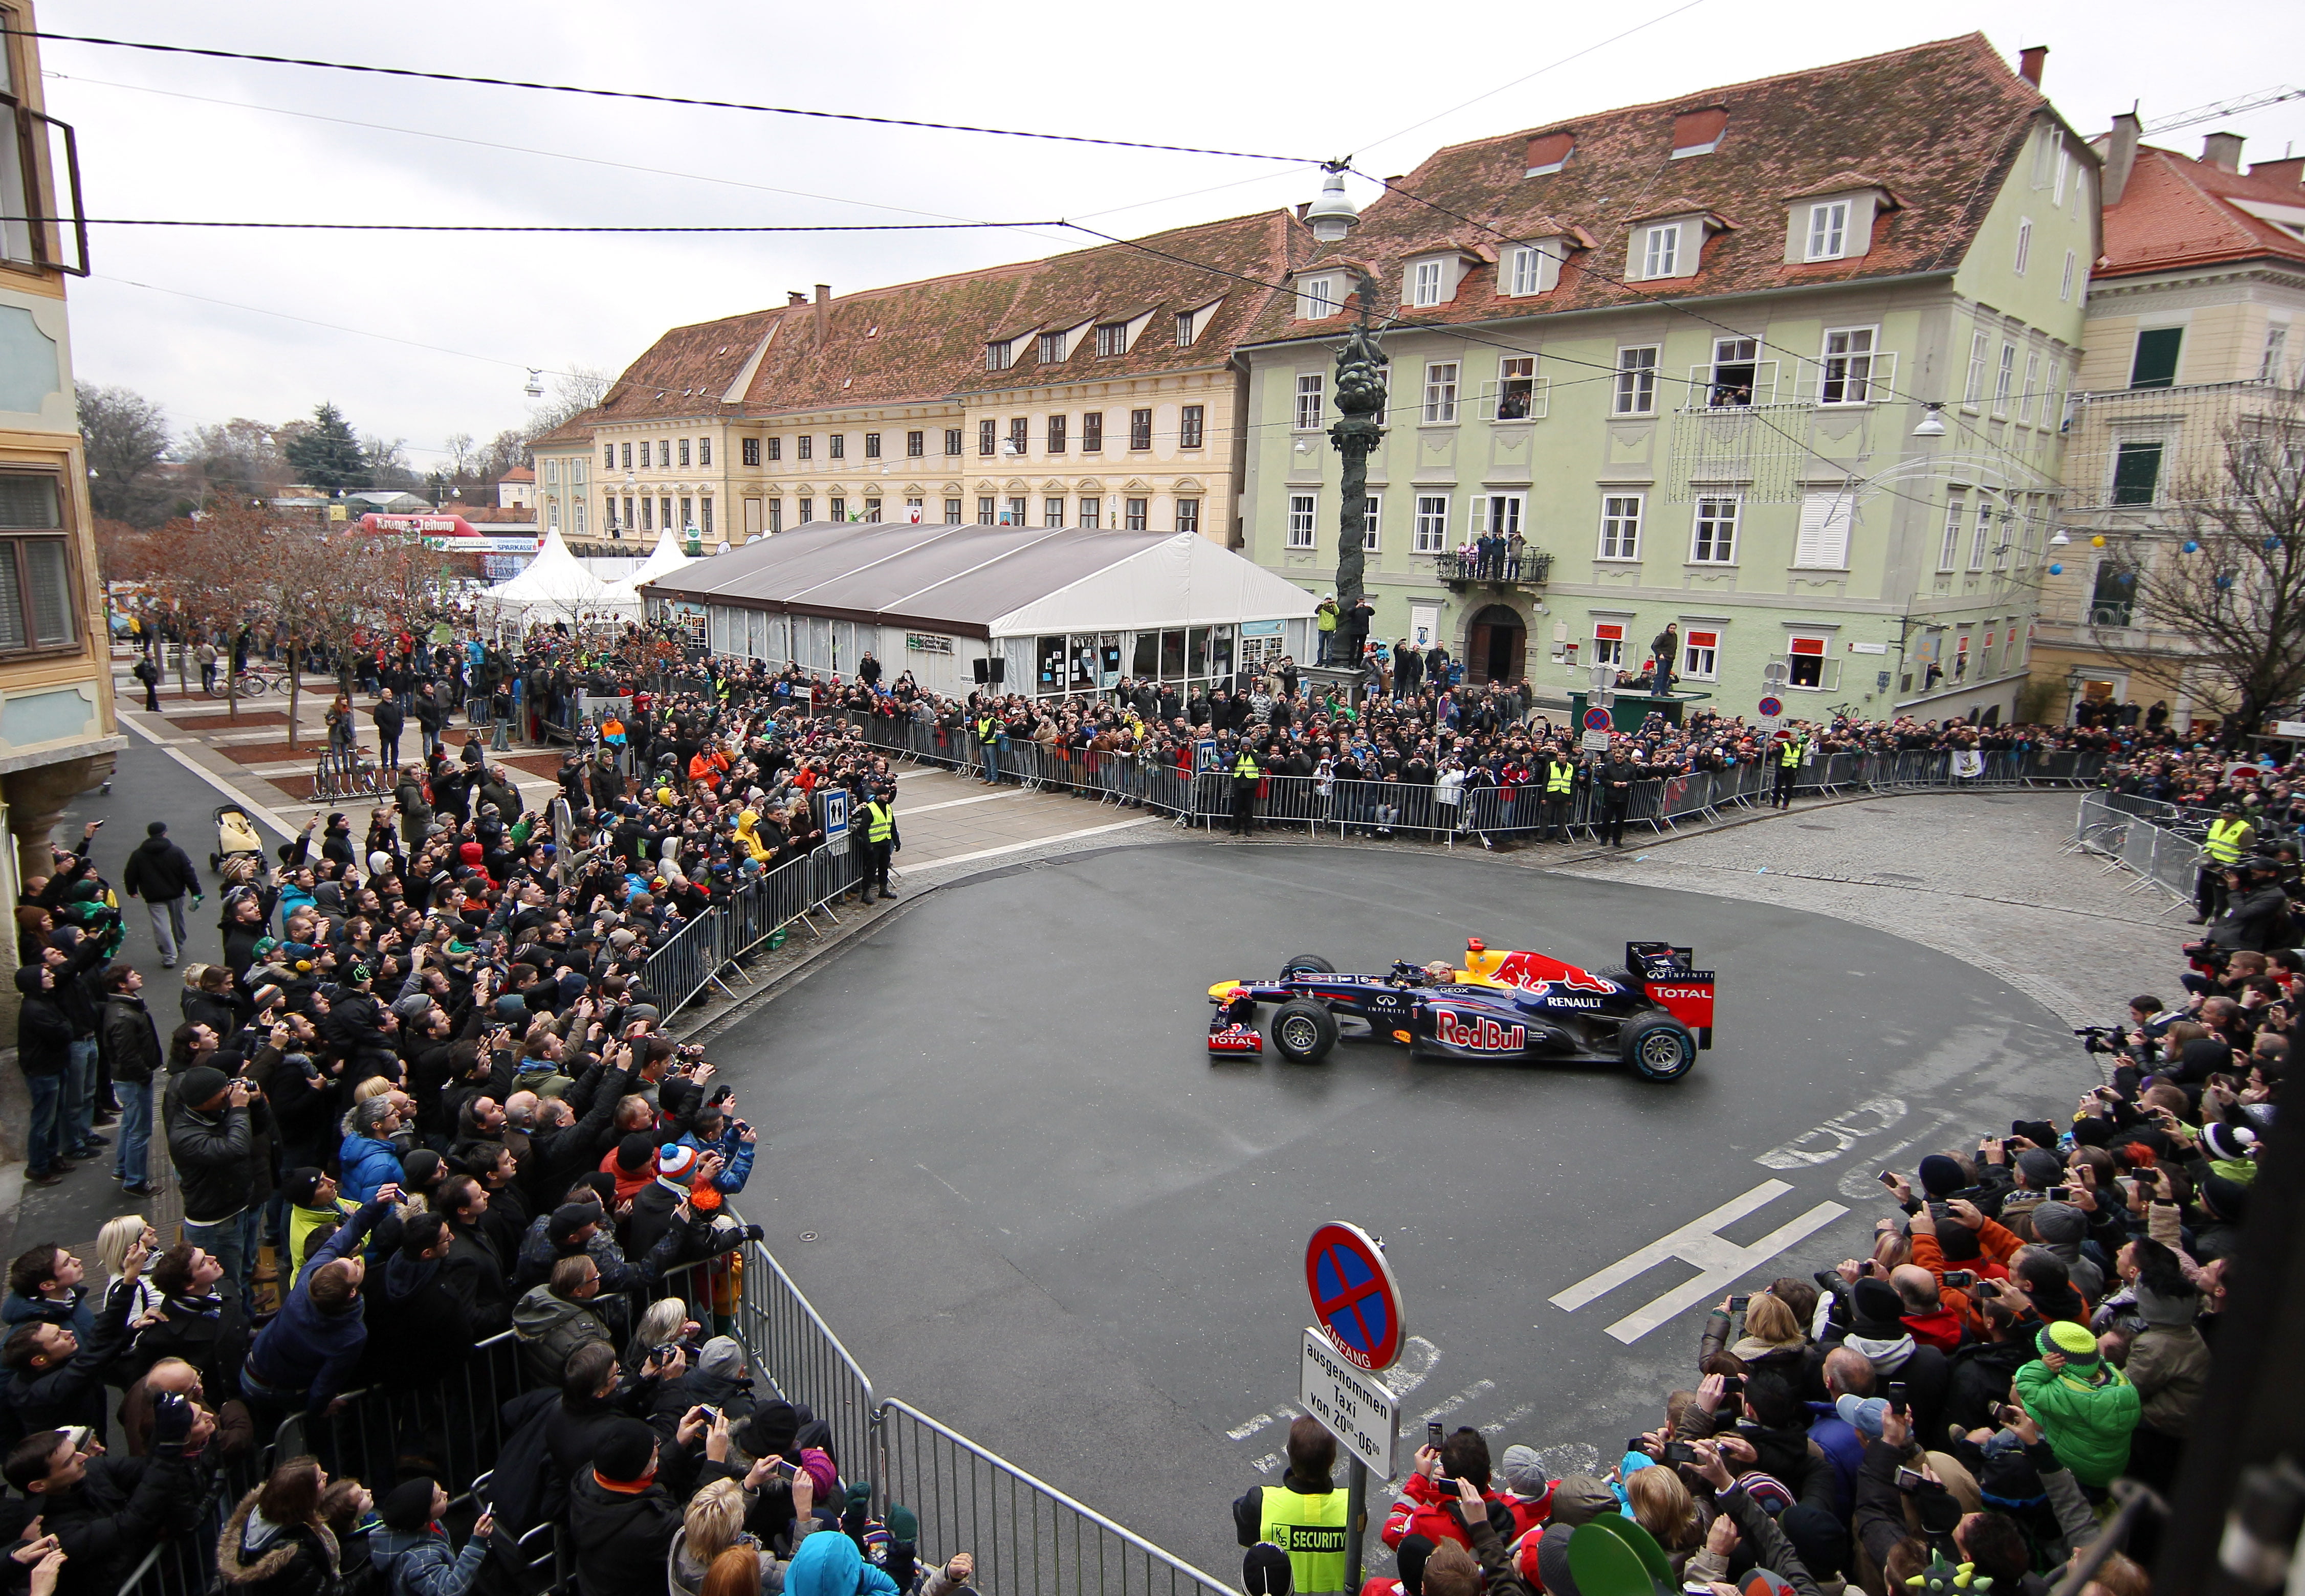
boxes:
[1546,761,1576,794]
[2205,817,2251,863]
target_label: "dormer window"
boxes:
[1175,298,1222,347]
[1502,240,1567,297]
[1806,201,1849,261]
[1403,253,1468,308]
[1524,131,1573,176]
[1096,322,1131,358]
[1037,331,1066,363]
[1412,260,1444,306]
[1779,183,1891,265]
[1641,225,1680,279]
[1670,109,1726,159]
[1296,274,1340,320]
[985,339,1015,371]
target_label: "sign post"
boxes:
[1303,1223,1406,1594]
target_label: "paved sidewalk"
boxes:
[1552,789,2178,1024]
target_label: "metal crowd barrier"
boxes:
[2073,792,2202,911]
[636,838,868,1020]
[729,1238,880,1487]
[877,1398,1231,1596]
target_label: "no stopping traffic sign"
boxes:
[1581,707,1613,733]
[1305,1222,1406,1371]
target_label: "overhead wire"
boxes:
[5,27,1319,163]
[4,215,1058,234]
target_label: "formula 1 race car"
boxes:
[1206,939,1716,1082]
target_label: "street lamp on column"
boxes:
[1307,164,1384,687]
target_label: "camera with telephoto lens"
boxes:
[2073,1025,2125,1056]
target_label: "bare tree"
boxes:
[187,418,292,504]
[76,381,173,525]
[2105,387,2305,746]
[527,364,609,440]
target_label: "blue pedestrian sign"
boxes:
[1581,706,1613,733]
[823,787,849,844]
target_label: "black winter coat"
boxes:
[166,1099,254,1224]
[14,970,71,1075]
[122,834,201,901]
[103,992,163,1085]
[568,1467,679,1596]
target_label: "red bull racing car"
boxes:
[1207,939,1715,1082]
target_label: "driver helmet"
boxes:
[1422,960,1455,983]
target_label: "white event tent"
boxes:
[479,528,639,626]
[599,527,695,609]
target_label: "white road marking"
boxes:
[901,816,1159,872]
[1226,1413,1276,1442]
[895,790,1030,817]
[1418,1380,1496,1423]
[915,1164,971,1204]
[1250,1453,1283,1474]
[1755,1096,1907,1170]
[1549,1180,1849,1344]
[1479,1402,1536,1437]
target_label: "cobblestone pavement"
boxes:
[1552,790,2183,1025]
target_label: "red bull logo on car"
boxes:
[1487,950,1617,993]
[1435,1011,1526,1051]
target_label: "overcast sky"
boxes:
[40,0,2305,470]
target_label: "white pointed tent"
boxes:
[600,527,694,609]
[479,528,639,625]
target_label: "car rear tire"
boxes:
[1269,1000,1340,1063]
[1279,954,1336,979]
[1621,1015,1697,1081]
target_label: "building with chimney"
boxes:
[1232,35,2092,720]
[2028,118,2305,732]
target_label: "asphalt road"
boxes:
[713,840,2100,1578]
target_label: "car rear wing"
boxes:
[1627,940,1715,1049]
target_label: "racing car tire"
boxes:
[1621,1015,1698,1082]
[1279,954,1336,978]
[1269,1000,1340,1064]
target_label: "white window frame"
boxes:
[1410,258,1445,307]
[1641,223,1681,280]
[1474,494,1525,537]
[1592,623,1626,668]
[1362,493,1381,552]
[2060,249,2077,302]
[1969,493,1993,571]
[1294,373,1324,431]
[1994,344,2016,412]
[1939,490,1966,571]
[985,339,1015,371]
[1806,201,1849,261]
[1286,493,1317,549]
[1296,275,1338,320]
[2262,323,2291,384]
[1492,356,1539,420]
[1507,246,1544,297]
[1598,494,1643,560]
[1413,495,1450,554]
[1965,330,1989,407]
[1095,322,1129,359]
[2019,352,2042,423]
[1680,628,1720,681]
[1784,635,1836,691]
[1613,347,1659,415]
[1422,361,1460,424]
[1689,495,1740,564]
[2014,216,2033,276]
[1818,326,1878,406]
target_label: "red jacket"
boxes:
[1378,1472,1506,1552]
[1902,1306,1966,1352]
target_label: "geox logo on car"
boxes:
[1436,1011,1526,1050]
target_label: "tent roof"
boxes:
[490,527,611,603]
[601,527,693,604]
[642,521,1316,638]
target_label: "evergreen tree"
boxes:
[283,401,369,492]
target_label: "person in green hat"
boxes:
[2011,1320,2140,1489]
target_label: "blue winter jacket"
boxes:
[244,1196,387,1412]
[674,1126,755,1194]
[370,1523,487,1596]
[785,1532,899,1596]
[338,1130,406,1205]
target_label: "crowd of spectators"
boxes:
[1233,894,2286,1596]
[6,629,996,1596]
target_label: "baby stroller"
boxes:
[210,801,265,874]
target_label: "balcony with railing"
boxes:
[2061,376,2292,512]
[1434,549,1552,588]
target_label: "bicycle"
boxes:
[206,667,283,698]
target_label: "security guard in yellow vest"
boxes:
[974,710,1002,785]
[862,787,898,902]
[1231,744,1264,836]
[1771,728,1806,810]
[1232,1419,1349,1596]
[2196,803,2255,922]
[1540,748,1578,843]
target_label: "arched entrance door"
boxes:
[1465,604,1525,685]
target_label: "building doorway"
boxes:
[1466,604,1525,685]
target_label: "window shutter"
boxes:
[1795,491,1852,568]
[1477,381,1498,420]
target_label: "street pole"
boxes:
[1345,1455,1370,1593]
[1329,269,1387,675]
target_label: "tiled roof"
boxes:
[2096,145,2305,277]
[1239,33,2058,344]
[572,212,1300,434]
[528,413,600,448]
[497,465,534,483]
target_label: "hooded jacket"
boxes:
[784,1528,900,1596]
[216,1488,340,1596]
[14,966,71,1075]
[244,1198,387,1412]
[165,1097,253,1224]
[2013,1355,2140,1487]
[2125,1282,2211,1436]
[121,833,201,901]
[513,1284,613,1388]
[338,1127,405,1205]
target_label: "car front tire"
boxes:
[1269,999,1340,1063]
[1621,1015,1698,1082]
[1279,954,1336,979]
